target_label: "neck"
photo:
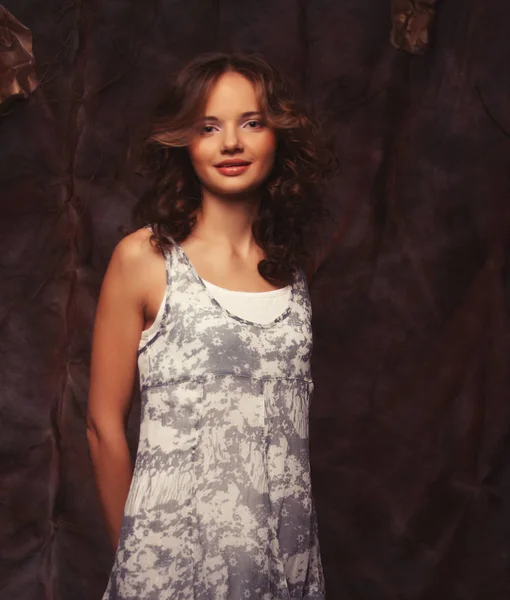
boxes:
[191,188,262,253]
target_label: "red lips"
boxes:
[214,159,252,167]
[214,159,252,177]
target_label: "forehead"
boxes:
[203,72,260,116]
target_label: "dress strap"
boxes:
[144,224,174,289]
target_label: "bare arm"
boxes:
[87,235,147,550]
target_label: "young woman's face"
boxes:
[188,72,277,198]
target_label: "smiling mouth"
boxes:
[214,161,252,176]
[214,161,252,167]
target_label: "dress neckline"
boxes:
[202,277,291,297]
[171,239,296,329]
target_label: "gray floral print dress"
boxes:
[102,237,325,600]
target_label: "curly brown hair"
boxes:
[133,52,335,285]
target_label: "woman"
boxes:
[87,52,332,600]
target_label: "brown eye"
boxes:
[244,120,263,130]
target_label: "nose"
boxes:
[221,123,243,153]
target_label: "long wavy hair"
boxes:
[133,52,335,285]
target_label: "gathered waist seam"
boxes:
[140,373,313,393]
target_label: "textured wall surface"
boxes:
[1,1,510,599]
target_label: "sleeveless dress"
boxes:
[102,238,325,600]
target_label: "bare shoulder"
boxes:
[104,227,165,307]
[112,227,160,265]
[108,227,165,281]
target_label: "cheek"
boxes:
[262,137,277,169]
[188,141,211,169]
[187,145,198,171]
[254,133,277,165]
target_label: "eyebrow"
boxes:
[199,111,263,122]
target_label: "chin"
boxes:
[219,190,259,200]
[210,179,261,197]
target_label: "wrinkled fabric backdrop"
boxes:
[1,0,510,599]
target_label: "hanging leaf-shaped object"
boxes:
[0,5,39,105]
[391,0,439,55]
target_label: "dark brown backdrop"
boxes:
[1,1,510,599]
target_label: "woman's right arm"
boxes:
[86,235,147,551]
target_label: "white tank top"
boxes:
[203,279,291,324]
[140,278,292,346]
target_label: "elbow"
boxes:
[86,415,101,455]
[86,411,99,438]
[86,411,127,452]
[86,411,109,454]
